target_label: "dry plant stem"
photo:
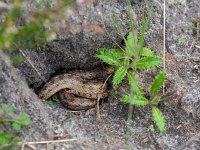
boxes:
[18,49,46,82]
[18,138,77,146]
[163,0,166,95]
[177,132,200,150]
[195,45,200,49]
[197,21,199,40]
[186,41,194,58]
[96,74,112,120]
[96,95,101,120]
[126,104,133,150]
[65,110,85,113]
[26,144,37,150]
[20,137,27,150]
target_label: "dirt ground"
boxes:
[0,0,199,149]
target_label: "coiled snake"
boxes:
[38,66,114,110]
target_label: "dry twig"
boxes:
[18,49,46,82]
[18,138,77,148]
[96,74,112,120]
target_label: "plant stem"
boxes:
[127,0,137,54]
[126,104,133,150]
[138,0,154,57]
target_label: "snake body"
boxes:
[38,67,114,110]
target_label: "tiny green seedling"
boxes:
[11,54,24,65]
[176,37,187,44]
[48,95,61,105]
[113,90,119,97]
[97,0,167,133]
[0,104,31,149]
[148,125,155,132]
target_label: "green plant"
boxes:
[148,125,155,132]
[97,0,167,133]
[176,37,187,44]
[0,0,75,63]
[48,95,61,105]
[121,71,166,132]
[0,104,31,150]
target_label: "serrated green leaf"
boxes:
[121,95,149,106]
[127,72,144,96]
[0,133,11,145]
[113,66,127,85]
[96,54,118,65]
[151,96,161,105]
[109,49,124,58]
[12,123,21,131]
[141,47,154,57]
[132,95,149,106]
[5,106,14,114]
[97,49,124,59]
[121,95,131,104]
[132,56,162,69]
[1,137,21,150]
[123,58,130,68]
[150,71,167,97]
[125,32,137,56]
[96,49,123,65]
[152,107,166,132]
[19,113,31,126]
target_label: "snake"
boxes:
[38,66,114,110]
